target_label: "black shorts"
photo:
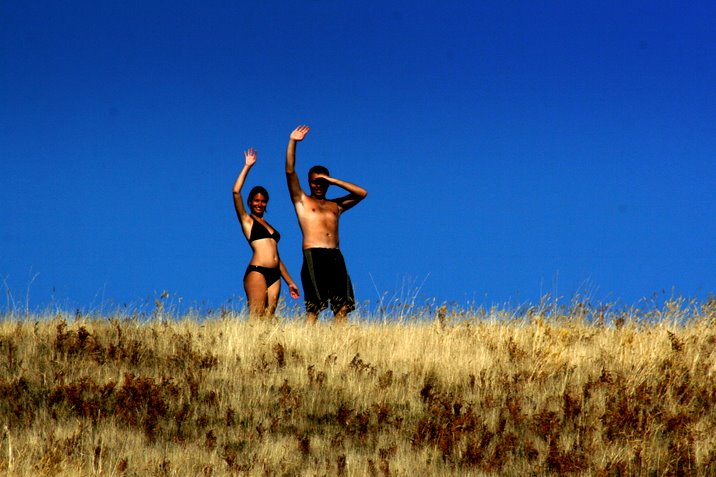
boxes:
[301,248,355,315]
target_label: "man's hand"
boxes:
[290,125,310,142]
[244,147,257,167]
[310,172,333,185]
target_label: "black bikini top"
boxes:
[248,216,280,243]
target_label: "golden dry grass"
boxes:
[1,298,715,476]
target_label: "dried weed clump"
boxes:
[0,298,715,475]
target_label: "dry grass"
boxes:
[1,297,715,476]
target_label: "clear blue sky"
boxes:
[2,1,714,315]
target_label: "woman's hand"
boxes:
[244,147,257,167]
[288,283,300,299]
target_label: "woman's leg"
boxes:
[266,279,282,317]
[244,271,268,319]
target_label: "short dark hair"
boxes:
[308,165,329,178]
[247,185,269,203]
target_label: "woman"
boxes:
[233,147,299,318]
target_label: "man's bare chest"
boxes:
[305,199,339,217]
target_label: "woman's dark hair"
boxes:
[247,185,269,204]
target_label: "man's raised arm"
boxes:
[285,125,310,203]
[311,172,368,212]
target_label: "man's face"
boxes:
[309,174,328,198]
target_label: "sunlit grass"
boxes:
[1,296,715,475]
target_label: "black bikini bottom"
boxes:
[244,265,281,287]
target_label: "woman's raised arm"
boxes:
[232,147,257,224]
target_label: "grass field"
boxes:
[1,298,715,476]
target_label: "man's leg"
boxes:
[301,249,325,324]
[329,250,355,323]
[306,311,319,324]
[333,305,349,324]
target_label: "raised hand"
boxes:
[290,125,310,142]
[244,147,257,167]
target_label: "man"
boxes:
[285,125,368,323]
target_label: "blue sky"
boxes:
[2,1,714,315]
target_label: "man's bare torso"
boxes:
[296,196,341,249]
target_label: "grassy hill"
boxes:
[1,299,715,475]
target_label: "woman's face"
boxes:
[249,193,268,216]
